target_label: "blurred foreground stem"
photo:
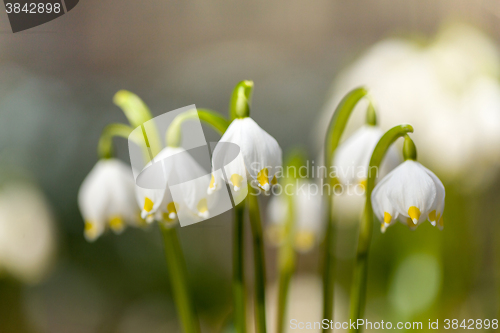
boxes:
[233,200,247,333]
[348,125,413,333]
[248,184,267,333]
[160,224,200,333]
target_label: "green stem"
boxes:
[276,183,296,333]
[247,185,267,333]
[233,200,247,333]
[322,87,368,331]
[348,124,413,333]
[160,224,200,333]
[97,123,134,159]
[166,109,229,147]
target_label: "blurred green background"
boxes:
[1,0,500,332]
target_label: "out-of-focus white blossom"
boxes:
[320,23,500,190]
[266,180,324,253]
[78,159,140,241]
[0,183,56,283]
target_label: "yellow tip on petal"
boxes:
[109,216,125,233]
[408,206,420,225]
[359,179,367,190]
[257,168,270,190]
[438,215,444,230]
[230,174,244,191]
[144,197,154,212]
[383,212,392,224]
[406,217,417,230]
[209,174,216,189]
[197,198,209,218]
[294,231,315,252]
[271,175,278,186]
[84,221,98,241]
[381,223,387,233]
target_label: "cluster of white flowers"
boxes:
[79,112,282,241]
[321,23,500,190]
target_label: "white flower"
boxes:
[266,180,325,252]
[0,183,56,283]
[78,159,139,241]
[371,160,445,232]
[333,125,400,186]
[135,147,216,226]
[210,117,282,193]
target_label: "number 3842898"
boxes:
[5,3,61,14]
[443,319,498,330]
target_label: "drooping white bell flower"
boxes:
[135,147,216,225]
[78,159,139,241]
[334,125,400,187]
[372,160,445,232]
[0,183,56,284]
[209,117,282,193]
[266,180,325,252]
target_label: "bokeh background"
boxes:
[1,0,500,332]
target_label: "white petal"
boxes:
[215,118,282,189]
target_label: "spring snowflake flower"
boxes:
[266,181,324,252]
[78,159,139,241]
[209,117,282,193]
[136,147,215,224]
[372,160,445,232]
[334,125,400,187]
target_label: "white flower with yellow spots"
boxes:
[136,147,214,224]
[209,117,282,193]
[372,160,445,232]
[334,125,400,187]
[266,181,325,253]
[78,159,139,242]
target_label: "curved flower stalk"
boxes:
[78,158,140,241]
[372,136,445,232]
[322,87,369,330]
[349,125,417,333]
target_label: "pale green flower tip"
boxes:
[366,102,378,126]
[403,134,418,161]
[230,80,254,119]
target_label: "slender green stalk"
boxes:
[276,189,296,333]
[276,150,304,333]
[233,200,247,333]
[322,87,368,330]
[160,224,201,333]
[348,124,413,333]
[97,123,134,159]
[247,185,267,333]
